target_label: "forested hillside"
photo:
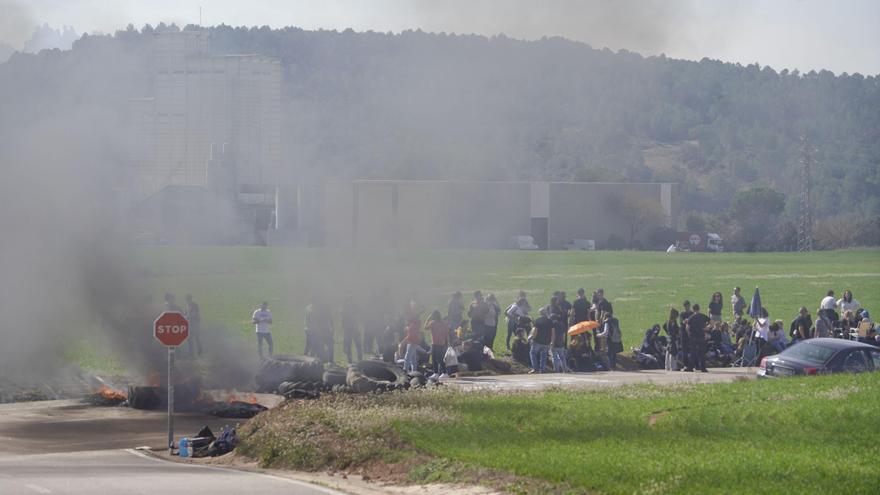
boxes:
[2,23,878,227]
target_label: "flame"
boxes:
[98,384,127,401]
[225,392,259,404]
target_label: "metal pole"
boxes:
[167,346,175,452]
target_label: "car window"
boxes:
[782,342,835,364]
[869,350,880,370]
[841,350,868,373]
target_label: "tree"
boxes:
[728,187,786,251]
[607,193,666,246]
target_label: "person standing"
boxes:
[306,299,335,363]
[363,290,387,356]
[730,287,746,319]
[836,290,861,316]
[403,312,425,372]
[184,294,202,356]
[447,291,465,332]
[558,291,573,323]
[679,300,693,371]
[505,297,529,349]
[340,296,362,364]
[549,296,568,373]
[252,302,273,357]
[594,289,613,320]
[484,293,501,350]
[684,304,710,372]
[467,291,489,344]
[164,293,183,313]
[708,292,723,322]
[596,312,623,370]
[529,308,553,374]
[819,290,837,321]
[663,307,681,371]
[571,288,590,325]
[426,310,450,375]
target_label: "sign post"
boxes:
[154,311,189,453]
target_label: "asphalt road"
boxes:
[0,449,343,495]
[0,399,344,495]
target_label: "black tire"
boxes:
[346,360,409,394]
[255,355,323,393]
[127,386,161,410]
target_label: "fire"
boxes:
[98,384,127,401]
[225,392,259,404]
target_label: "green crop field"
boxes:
[101,247,880,367]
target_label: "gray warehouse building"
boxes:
[276,180,678,250]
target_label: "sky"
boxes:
[2,0,879,75]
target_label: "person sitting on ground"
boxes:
[839,310,857,338]
[767,320,787,354]
[569,333,597,372]
[529,308,554,374]
[789,307,813,343]
[457,339,484,372]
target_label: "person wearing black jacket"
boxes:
[571,288,590,325]
[529,308,554,373]
[789,307,813,342]
[663,307,681,370]
[679,300,693,370]
[549,297,569,372]
[685,304,710,372]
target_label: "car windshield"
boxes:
[781,342,836,364]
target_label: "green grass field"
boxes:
[119,247,880,365]
[240,373,880,494]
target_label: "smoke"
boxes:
[0,0,34,48]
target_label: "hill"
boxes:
[1,23,878,220]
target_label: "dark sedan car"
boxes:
[758,338,880,378]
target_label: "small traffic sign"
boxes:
[154,311,189,347]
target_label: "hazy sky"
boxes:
[4,0,879,75]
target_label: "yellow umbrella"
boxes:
[568,320,600,336]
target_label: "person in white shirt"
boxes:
[819,290,836,321]
[836,290,861,315]
[252,302,273,357]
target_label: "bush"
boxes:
[606,234,626,250]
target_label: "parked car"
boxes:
[757,338,880,378]
[564,239,596,251]
[508,235,539,250]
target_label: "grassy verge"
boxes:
[238,373,880,494]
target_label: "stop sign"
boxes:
[154,311,189,347]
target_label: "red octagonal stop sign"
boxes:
[154,311,189,347]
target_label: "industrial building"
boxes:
[275,180,678,250]
[126,32,678,249]
[128,30,281,244]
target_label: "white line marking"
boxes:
[24,483,52,494]
[124,450,346,494]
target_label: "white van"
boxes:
[508,235,539,250]
[564,239,596,251]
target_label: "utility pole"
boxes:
[797,135,814,252]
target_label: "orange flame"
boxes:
[98,384,127,401]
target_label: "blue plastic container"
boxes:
[179,437,190,457]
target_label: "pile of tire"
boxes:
[346,360,410,393]
[255,355,323,393]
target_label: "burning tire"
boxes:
[255,355,323,393]
[127,386,161,410]
[322,368,347,387]
[346,360,409,394]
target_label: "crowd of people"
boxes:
[634,287,877,372]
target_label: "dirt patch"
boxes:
[647,410,669,426]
